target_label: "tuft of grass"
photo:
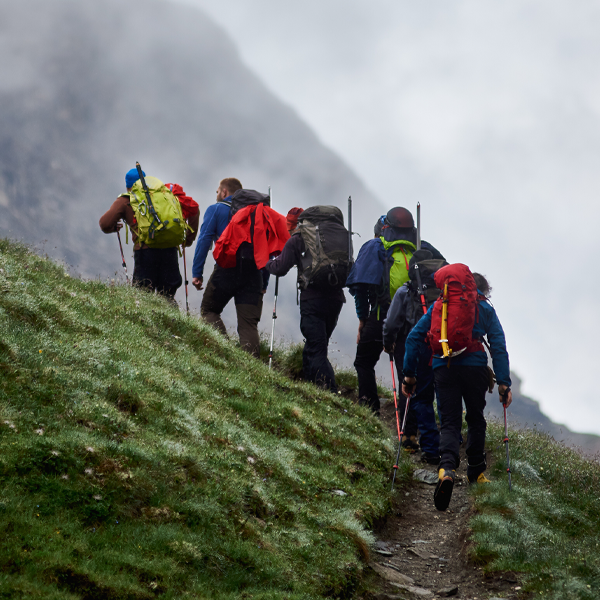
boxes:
[470,419,600,599]
[0,239,409,599]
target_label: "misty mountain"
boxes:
[0,0,380,279]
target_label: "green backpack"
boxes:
[381,237,416,301]
[128,176,189,248]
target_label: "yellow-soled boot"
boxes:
[433,468,455,511]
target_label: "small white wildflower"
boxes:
[93,495,102,501]
[85,446,95,453]
[247,457,255,464]
[84,468,94,475]
[34,428,44,436]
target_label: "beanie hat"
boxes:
[286,207,304,233]
[125,167,145,189]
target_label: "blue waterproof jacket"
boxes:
[192,198,232,279]
[403,295,511,387]
[347,238,443,320]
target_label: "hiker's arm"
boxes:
[349,283,370,343]
[403,305,433,378]
[192,205,219,280]
[421,240,445,261]
[264,236,300,277]
[261,268,270,293]
[383,287,407,352]
[499,385,513,407]
[483,304,511,389]
[99,196,128,234]
[185,205,200,247]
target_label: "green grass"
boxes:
[471,420,600,599]
[0,239,412,599]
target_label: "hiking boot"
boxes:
[468,472,491,485]
[434,468,455,511]
[421,453,441,466]
[402,436,420,454]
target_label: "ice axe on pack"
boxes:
[135,161,162,240]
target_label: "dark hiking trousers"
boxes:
[201,262,263,358]
[133,248,182,300]
[434,365,489,479]
[410,379,440,457]
[300,297,344,393]
[354,312,417,436]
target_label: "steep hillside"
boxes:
[0,240,405,599]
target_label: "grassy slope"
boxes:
[0,240,411,600]
[472,420,600,599]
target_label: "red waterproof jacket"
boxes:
[213,204,289,269]
[165,183,199,221]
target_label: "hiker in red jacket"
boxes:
[201,189,288,358]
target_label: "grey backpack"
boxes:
[295,206,351,290]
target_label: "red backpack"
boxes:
[427,263,483,357]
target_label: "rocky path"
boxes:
[363,401,521,600]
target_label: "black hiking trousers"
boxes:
[434,365,489,479]
[133,248,182,300]
[299,297,344,393]
[354,312,418,436]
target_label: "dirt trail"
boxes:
[362,400,521,600]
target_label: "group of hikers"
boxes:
[100,165,513,512]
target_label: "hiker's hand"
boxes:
[384,342,395,354]
[192,277,203,291]
[357,319,366,344]
[262,289,267,294]
[499,385,512,407]
[402,376,416,398]
[115,222,123,232]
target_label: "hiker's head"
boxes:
[217,178,242,201]
[286,207,304,233]
[125,168,144,191]
[383,207,416,244]
[374,215,386,238]
[473,273,492,298]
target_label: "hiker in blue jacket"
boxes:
[347,208,444,417]
[401,268,512,511]
[191,178,269,357]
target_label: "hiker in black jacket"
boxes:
[265,206,348,392]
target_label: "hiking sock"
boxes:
[434,468,455,511]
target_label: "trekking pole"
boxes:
[136,162,162,239]
[416,202,421,251]
[116,228,130,284]
[413,263,428,316]
[348,196,354,263]
[182,245,190,314]
[390,355,412,491]
[267,185,279,370]
[502,394,512,492]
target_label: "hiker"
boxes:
[346,207,444,415]
[99,167,199,300]
[401,265,512,512]
[203,188,288,357]
[383,249,447,464]
[286,207,304,234]
[265,206,350,392]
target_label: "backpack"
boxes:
[230,189,270,217]
[128,176,189,248]
[427,263,484,358]
[295,206,351,290]
[380,237,416,302]
[403,258,447,332]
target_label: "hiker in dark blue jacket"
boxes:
[347,208,444,417]
[402,269,512,512]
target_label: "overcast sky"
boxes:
[176,0,600,435]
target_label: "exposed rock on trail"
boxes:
[363,401,522,600]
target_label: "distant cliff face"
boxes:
[0,0,381,277]
[485,374,600,456]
